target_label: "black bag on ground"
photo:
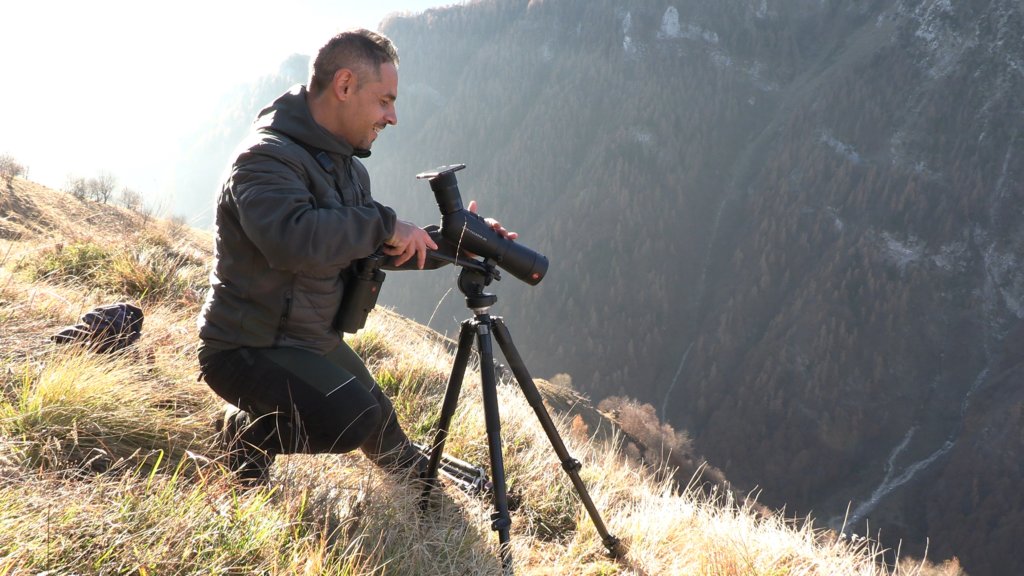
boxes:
[52,302,144,353]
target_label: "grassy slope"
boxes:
[0,178,965,575]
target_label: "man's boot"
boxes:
[216,405,275,486]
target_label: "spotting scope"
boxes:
[416,164,548,285]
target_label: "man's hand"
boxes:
[383,220,439,269]
[467,200,518,240]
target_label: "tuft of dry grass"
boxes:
[12,236,208,307]
[0,347,213,473]
[0,179,968,575]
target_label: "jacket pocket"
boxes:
[290,273,343,334]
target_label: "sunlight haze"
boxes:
[0,0,456,218]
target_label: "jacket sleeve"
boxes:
[229,146,397,273]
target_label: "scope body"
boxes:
[417,165,548,285]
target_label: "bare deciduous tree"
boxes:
[89,171,117,204]
[65,175,88,199]
[64,172,119,203]
[0,154,26,187]
[119,186,144,213]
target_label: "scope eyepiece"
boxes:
[417,164,466,215]
[415,164,466,181]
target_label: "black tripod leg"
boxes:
[492,317,625,558]
[421,320,475,506]
[476,317,515,575]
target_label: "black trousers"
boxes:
[199,342,421,471]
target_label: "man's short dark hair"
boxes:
[310,29,400,94]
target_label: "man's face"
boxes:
[336,62,398,150]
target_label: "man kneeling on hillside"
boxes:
[196,29,514,484]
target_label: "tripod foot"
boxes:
[603,535,628,559]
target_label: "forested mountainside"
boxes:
[367,2,1024,575]
[175,1,1023,574]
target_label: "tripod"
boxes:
[419,260,624,575]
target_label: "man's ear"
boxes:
[333,68,356,100]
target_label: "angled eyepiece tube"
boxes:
[422,164,465,214]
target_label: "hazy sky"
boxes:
[0,0,457,212]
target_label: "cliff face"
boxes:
[922,324,1024,575]
[670,4,1024,570]
[174,1,1024,573]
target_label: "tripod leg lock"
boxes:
[490,512,512,532]
[561,458,582,473]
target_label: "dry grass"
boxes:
[0,178,967,575]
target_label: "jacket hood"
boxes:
[252,84,370,158]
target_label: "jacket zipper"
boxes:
[274,290,293,346]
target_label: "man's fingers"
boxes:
[392,249,412,267]
[484,217,517,240]
[382,224,436,269]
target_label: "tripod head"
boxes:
[457,260,499,311]
[423,247,499,309]
[422,237,501,310]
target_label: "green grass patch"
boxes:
[15,240,206,304]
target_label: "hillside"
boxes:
[0,177,965,574]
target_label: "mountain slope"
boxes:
[359,2,1023,574]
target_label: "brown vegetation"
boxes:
[0,178,967,574]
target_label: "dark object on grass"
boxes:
[52,302,144,353]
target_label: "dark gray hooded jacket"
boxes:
[197,85,397,354]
